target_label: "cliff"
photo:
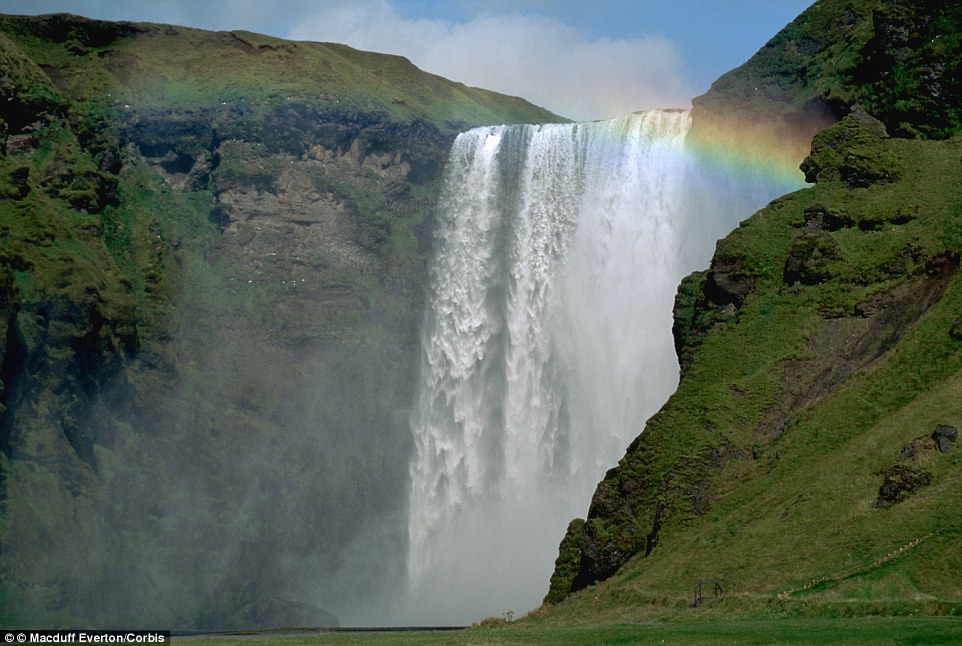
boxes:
[0,13,560,629]
[546,0,962,618]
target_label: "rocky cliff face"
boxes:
[0,14,560,628]
[546,0,962,613]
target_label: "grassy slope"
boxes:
[689,0,962,171]
[0,13,562,130]
[173,616,962,645]
[544,0,962,621]
[543,99,962,622]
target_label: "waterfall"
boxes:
[404,111,794,624]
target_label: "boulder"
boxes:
[800,106,899,187]
[932,424,958,454]
[898,436,930,461]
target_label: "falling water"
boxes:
[404,111,793,624]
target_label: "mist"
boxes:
[401,112,804,624]
[60,249,414,627]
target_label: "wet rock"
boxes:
[932,424,958,454]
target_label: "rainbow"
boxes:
[576,109,815,206]
[683,109,824,197]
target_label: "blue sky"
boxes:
[0,0,814,120]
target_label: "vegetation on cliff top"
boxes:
[688,0,961,172]
[0,13,562,131]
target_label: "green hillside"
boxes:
[545,0,962,621]
[0,13,560,129]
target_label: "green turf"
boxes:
[175,617,962,645]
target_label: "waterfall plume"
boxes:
[404,110,800,624]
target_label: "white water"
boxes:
[403,111,792,625]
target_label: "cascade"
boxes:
[404,111,798,624]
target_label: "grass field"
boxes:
[176,617,962,645]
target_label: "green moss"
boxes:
[544,518,586,605]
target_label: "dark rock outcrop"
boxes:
[672,240,758,378]
[783,230,842,286]
[880,423,955,506]
[705,251,755,309]
[876,465,933,507]
[932,424,958,454]
[671,270,711,375]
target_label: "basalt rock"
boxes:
[932,424,958,454]
[898,436,933,461]
[705,253,755,309]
